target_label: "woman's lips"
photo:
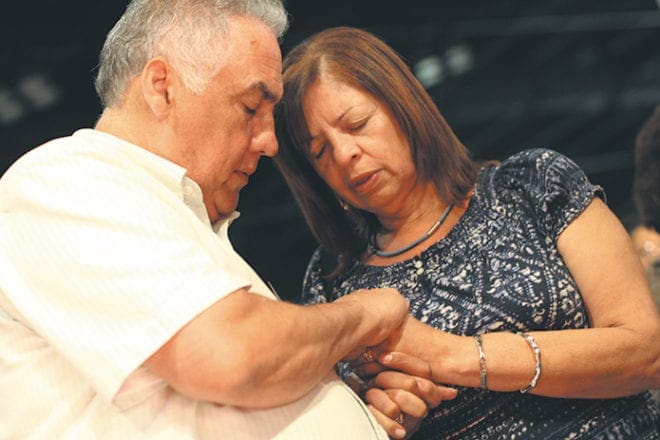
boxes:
[349,170,378,193]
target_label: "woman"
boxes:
[274,27,660,439]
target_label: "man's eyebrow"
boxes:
[251,81,278,102]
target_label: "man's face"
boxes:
[170,16,283,223]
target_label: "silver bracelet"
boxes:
[473,334,488,390]
[516,332,541,393]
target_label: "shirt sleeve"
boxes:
[533,149,605,239]
[0,145,252,403]
[495,148,605,241]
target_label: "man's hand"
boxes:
[336,287,409,352]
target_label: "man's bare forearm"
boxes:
[146,287,409,407]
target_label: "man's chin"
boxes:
[209,195,240,223]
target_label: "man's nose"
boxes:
[253,118,279,157]
[256,132,278,157]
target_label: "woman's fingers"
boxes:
[353,361,388,378]
[413,376,458,407]
[373,370,420,392]
[359,369,458,439]
[365,387,402,420]
[380,351,433,378]
[373,370,458,408]
[383,388,428,418]
[367,403,407,439]
[365,387,426,439]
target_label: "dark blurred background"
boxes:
[2,1,659,302]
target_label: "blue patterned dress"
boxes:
[302,149,659,439]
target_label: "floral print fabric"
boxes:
[302,149,659,439]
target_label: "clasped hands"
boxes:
[344,344,457,439]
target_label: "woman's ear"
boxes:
[141,58,173,119]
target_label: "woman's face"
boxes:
[302,75,417,216]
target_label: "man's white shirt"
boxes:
[0,129,387,439]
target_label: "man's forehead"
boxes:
[217,17,283,104]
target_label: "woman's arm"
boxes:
[378,198,660,398]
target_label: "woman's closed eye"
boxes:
[311,142,327,159]
[348,119,368,132]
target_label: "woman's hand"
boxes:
[365,369,457,439]
[348,349,458,439]
[365,383,426,439]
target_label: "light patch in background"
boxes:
[445,44,475,76]
[414,55,444,88]
[0,89,25,125]
[413,44,475,89]
[0,74,61,126]
[19,74,61,110]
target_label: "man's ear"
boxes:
[141,58,174,119]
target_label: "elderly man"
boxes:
[0,1,440,438]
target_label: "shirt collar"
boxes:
[75,129,240,233]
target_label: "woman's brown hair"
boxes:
[275,26,482,277]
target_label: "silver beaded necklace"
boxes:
[369,202,455,258]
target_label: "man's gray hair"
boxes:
[95,0,288,108]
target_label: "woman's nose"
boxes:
[332,136,361,165]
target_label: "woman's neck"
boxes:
[376,184,446,237]
[365,185,472,265]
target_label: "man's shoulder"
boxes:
[3,130,116,179]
